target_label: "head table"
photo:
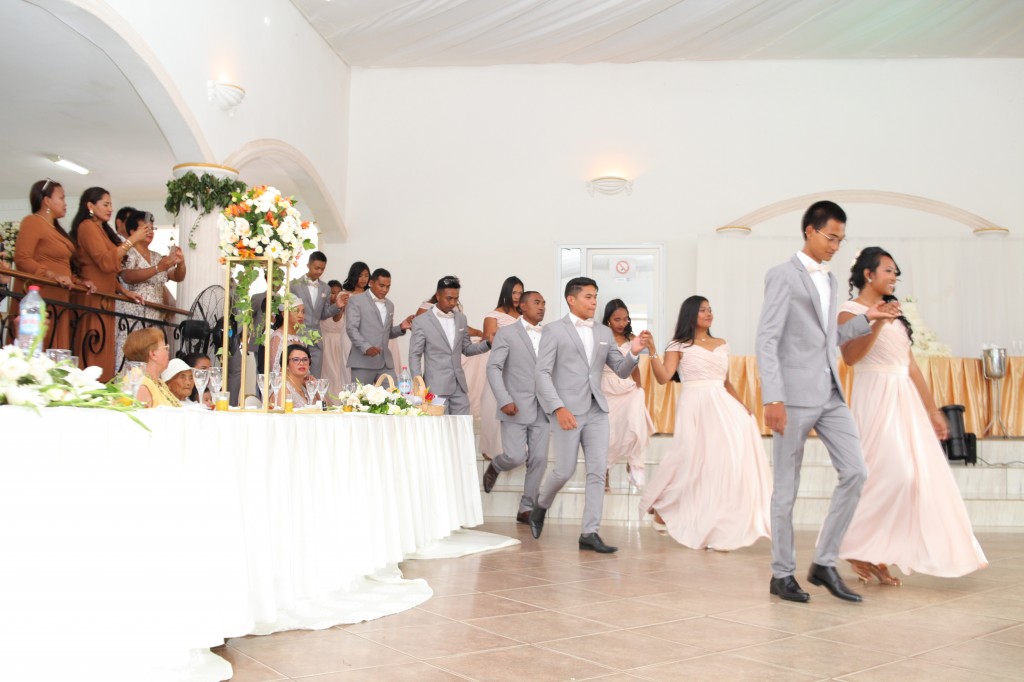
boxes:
[0,407,483,681]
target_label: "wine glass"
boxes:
[269,370,283,408]
[192,368,210,405]
[256,373,265,407]
[304,376,318,407]
[317,378,330,405]
[208,368,223,394]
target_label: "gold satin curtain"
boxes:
[640,356,1024,439]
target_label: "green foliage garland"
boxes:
[164,171,247,248]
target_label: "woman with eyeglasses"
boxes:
[71,187,141,381]
[13,179,96,350]
[114,210,187,370]
[838,247,986,584]
[123,327,180,408]
[282,344,315,408]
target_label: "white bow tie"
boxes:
[524,323,542,333]
[434,309,454,319]
[574,318,594,328]
[805,262,829,274]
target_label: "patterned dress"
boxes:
[116,248,169,372]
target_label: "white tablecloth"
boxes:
[0,407,482,681]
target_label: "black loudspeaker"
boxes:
[940,404,977,465]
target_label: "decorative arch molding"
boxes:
[223,139,348,243]
[28,0,213,163]
[719,189,1010,237]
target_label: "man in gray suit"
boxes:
[346,268,412,385]
[290,251,342,378]
[529,277,650,554]
[483,291,550,524]
[409,276,490,415]
[757,200,899,603]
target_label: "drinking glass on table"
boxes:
[304,376,318,407]
[317,378,330,405]
[192,368,209,406]
[269,370,282,408]
[208,368,223,394]
[124,361,146,398]
[256,372,265,407]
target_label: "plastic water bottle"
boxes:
[398,366,412,396]
[16,285,45,354]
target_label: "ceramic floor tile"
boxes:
[559,598,701,628]
[342,607,456,633]
[809,620,978,656]
[634,616,791,652]
[982,623,1024,647]
[635,651,820,682]
[917,639,1024,678]
[417,592,543,619]
[354,621,520,659]
[538,629,709,670]
[715,603,852,633]
[467,608,616,643]
[733,634,902,678]
[291,661,467,681]
[430,643,615,682]
[490,583,616,610]
[836,658,1012,681]
[212,646,287,682]
[571,575,682,599]
[233,629,416,678]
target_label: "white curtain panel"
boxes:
[693,236,1024,358]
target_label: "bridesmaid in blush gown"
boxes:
[338,261,371,385]
[838,247,986,583]
[601,299,654,489]
[640,296,771,550]
[479,276,524,460]
[319,279,348,400]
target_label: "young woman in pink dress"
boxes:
[479,276,524,460]
[640,296,772,550]
[838,247,987,584]
[319,279,348,400]
[601,300,654,489]
[337,261,371,385]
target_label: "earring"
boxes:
[89,209,94,217]
[868,278,873,283]
[45,208,51,215]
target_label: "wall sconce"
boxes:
[715,226,752,237]
[973,227,1009,238]
[207,81,246,117]
[587,176,633,196]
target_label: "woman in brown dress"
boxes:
[71,187,137,381]
[13,179,95,350]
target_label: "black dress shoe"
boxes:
[807,563,863,602]
[529,507,547,539]
[769,575,810,603]
[516,511,530,525]
[482,463,499,494]
[579,533,617,553]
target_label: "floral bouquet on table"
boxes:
[217,185,317,344]
[0,220,18,264]
[333,382,422,416]
[0,344,146,428]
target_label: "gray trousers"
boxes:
[351,366,396,386]
[771,387,867,578]
[492,415,550,514]
[537,399,608,534]
[439,388,470,416]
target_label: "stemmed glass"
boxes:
[256,373,265,407]
[192,368,209,406]
[208,366,223,394]
[269,370,282,408]
[304,376,318,407]
[317,378,330,406]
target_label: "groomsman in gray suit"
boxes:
[408,276,490,415]
[483,291,550,524]
[290,251,342,378]
[530,277,650,553]
[346,268,413,385]
[757,200,899,603]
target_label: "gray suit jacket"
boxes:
[535,315,637,415]
[756,254,871,407]
[409,309,490,394]
[486,321,545,425]
[290,277,339,344]
[345,291,405,371]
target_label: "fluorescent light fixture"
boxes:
[46,154,89,175]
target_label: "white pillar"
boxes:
[170,163,240,312]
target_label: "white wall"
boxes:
[335,59,1024,356]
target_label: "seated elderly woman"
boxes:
[160,357,210,408]
[281,343,316,408]
[123,327,180,408]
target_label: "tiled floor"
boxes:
[217,521,1024,681]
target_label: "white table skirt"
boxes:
[0,407,482,681]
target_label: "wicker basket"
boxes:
[374,373,397,390]
[413,375,445,415]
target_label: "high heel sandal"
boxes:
[649,509,667,533]
[872,563,902,587]
[848,560,874,584]
[848,560,902,586]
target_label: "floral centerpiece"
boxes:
[218,185,317,345]
[334,383,422,415]
[0,220,18,263]
[0,344,146,427]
